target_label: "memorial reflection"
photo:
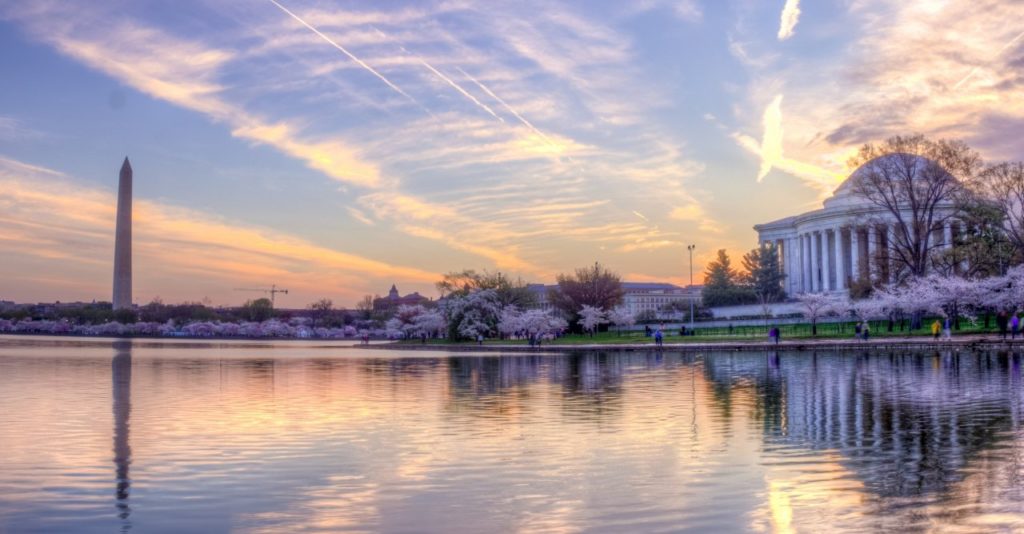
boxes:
[111,340,132,529]
[703,350,1024,500]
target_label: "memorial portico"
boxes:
[754,155,961,295]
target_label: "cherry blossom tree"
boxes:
[385,304,430,339]
[518,309,567,341]
[833,294,888,326]
[906,275,987,327]
[413,309,445,340]
[443,289,503,341]
[606,306,635,336]
[498,307,524,339]
[578,305,608,337]
[796,293,843,335]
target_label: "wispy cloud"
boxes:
[0,117,45,141]
[1,1,383,189]
[952,29,1024,90]
[733,0,1024,177]
[1,0,714,288]
[669,204,722,234]
[777,0,802,41]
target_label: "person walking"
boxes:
[862,321,870,341]
[654,328,663,347]
[771,327,781,345]
[943,317,952,341]
[998,310,1009,340]
[854,322,862,341]
[1012,314,1021,340]
[932,319,942,340]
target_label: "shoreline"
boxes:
[4,332,1024,354]
[364,335,1024,353]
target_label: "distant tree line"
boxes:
[0,296,361,328]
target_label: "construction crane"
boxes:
[234,284,290,307]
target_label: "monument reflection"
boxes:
[112,340,132,528]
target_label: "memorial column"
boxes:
[822,229,832,292]
[798,233,806,291]
[835,225,846,291]
[867,225,877,282]
[810,231,820,292]
[850,226,860,284]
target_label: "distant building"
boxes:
[621,282,700,318]
[526,284,554,312]
[527,281,702,319]
[373,284,430,313]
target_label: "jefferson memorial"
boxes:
[754,154,962,295]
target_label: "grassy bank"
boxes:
[400,322,1010,347]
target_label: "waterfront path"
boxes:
[361,334,1024,353]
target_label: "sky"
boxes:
[1,0,1023,308]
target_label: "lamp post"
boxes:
[687,244,696,332]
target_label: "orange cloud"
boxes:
[0,157,436,305]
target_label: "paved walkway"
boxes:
[360,334,1024,353]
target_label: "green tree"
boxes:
[933,198,1014,278]
[241,298,274,322]
[742,244,787,303]
[971,161,1024,265]
[702,249,756,307]
[547,262,624,323]
[112,308,138,324]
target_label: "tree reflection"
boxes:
[443,352,672,421]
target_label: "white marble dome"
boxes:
[823,153,948,210]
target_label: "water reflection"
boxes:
[702,351,1024,501]
[1,338,1024,532]
[112,341,132,528]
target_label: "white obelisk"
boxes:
[112,157,132,310]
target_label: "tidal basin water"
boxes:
[3,337,1024,532]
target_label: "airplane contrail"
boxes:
[416,60,504,123]
[267,0,421,107]
[456,67,555,145]
[369,27,505,124]
[953,29,1024,90]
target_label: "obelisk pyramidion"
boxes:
[112,157,132,310]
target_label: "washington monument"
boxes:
[112,157,132,310]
